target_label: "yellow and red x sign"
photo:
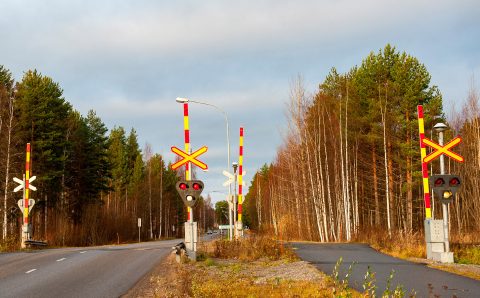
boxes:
[171,146,208,170]
[423,137,464,163]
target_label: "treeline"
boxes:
[0,66,214,248]
[245,44,479,241]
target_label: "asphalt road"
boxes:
[293,243,480,297]
[0,239,183,298]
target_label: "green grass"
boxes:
[455,246,480,265]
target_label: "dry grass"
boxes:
[209,235,298,262]
[450,234,480,265]
[189,254,352,297]
[191,277,333,298]
[354,229,425,259]
[0,235,20,252]
[430,263,480,280]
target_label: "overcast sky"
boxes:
[1,0,479,203]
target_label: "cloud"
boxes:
[3,0,477,61]
[1,0,479,203]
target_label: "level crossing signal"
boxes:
[171,146,208,170]
[175,180,204,207]
[423,137,464,163]
[430,174,461,203]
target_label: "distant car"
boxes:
[207,230,213,234]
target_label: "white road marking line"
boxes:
[25,269,37,274]
[80,251,87,254]
[56,258,66,262]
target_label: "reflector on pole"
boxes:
[417,105,432,218]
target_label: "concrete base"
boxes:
[426,242,444,260]
[186,249,196,261]
[432,252,454,263]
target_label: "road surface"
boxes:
[293,243,480,297]
[0,239,182,298]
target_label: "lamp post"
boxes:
[433,122,450,254]
[175,97,233,240]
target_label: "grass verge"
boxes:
[149,235,361,297]
[355,229,480,281]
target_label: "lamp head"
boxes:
[433,122,448,132]
[176,97,189,103]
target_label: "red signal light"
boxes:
[193,183,202,190]
[434,178,445,187]
[449,178,460,187]
[179,183,187,190]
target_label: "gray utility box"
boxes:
[424,219,453,263]
[425,219,444,242]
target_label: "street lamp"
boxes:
[176,97,233,240]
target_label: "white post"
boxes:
[21,174,27,248]
[438,131,450,253]
[138,218,141,243]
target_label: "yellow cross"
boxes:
[171,146,208,170]
[423,137,464,163]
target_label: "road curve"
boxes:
[0,239,181,298]
[293,243,480,298]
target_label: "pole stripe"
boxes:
[238,127,244,222]
[417,105,431,218]
[183,103,192,221]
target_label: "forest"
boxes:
[0,67,215,248]
[244,44,480,242]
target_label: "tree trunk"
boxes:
[372,146,380,226]
[2,96,13,240]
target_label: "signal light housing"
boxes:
[175,180,204,207]
[429,174,461,203]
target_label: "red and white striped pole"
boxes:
[417,105,432,219]
[183,103,193,222]
[237,127,244,233]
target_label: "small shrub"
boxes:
[362,266,376,297]
[204,258,216,267]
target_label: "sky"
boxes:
[0,0,479,204]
